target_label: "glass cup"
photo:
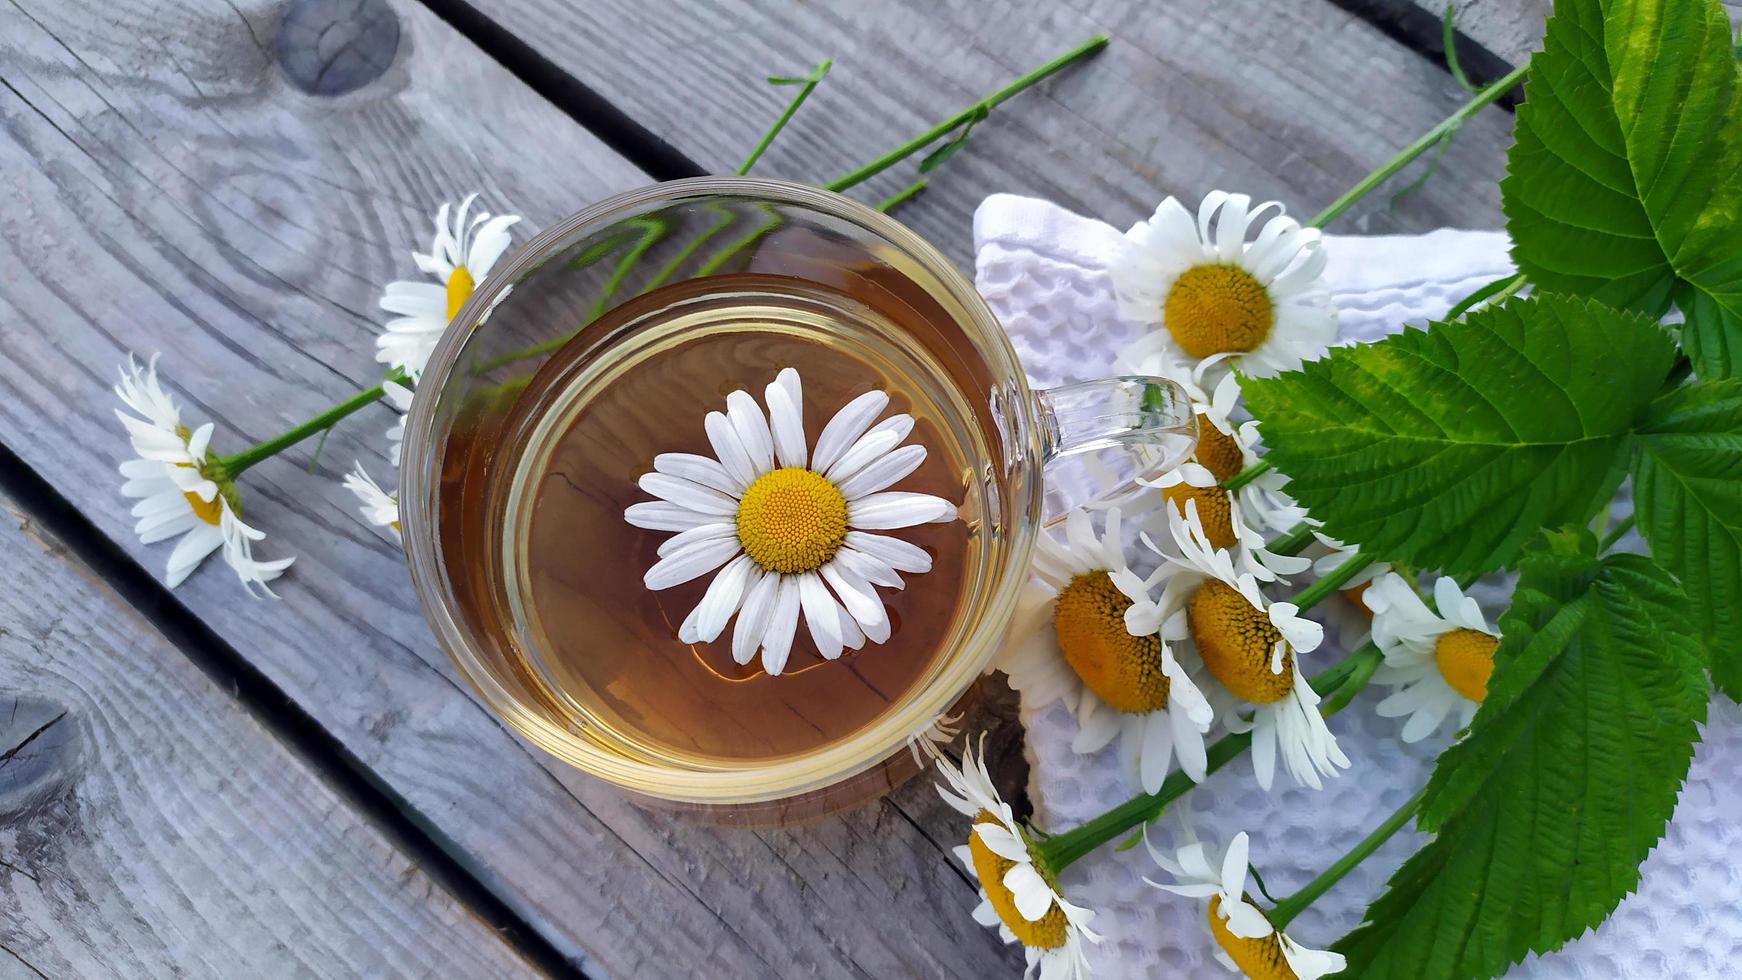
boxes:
[399,178,1195,824]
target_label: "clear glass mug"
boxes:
[399,178,1196,824]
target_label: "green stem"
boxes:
[1291,553,1377,613]
[1443,271,1526,321]
[1308,62,1527,229]
[1270,786,1426,928]
[220,369,407,477]
[1035,643,1383,872]
[876,178,930,212]
[1267,520,1318,557]
[823,35,1109,192]
[740,60,832,175]
[1222,458,1273,491]
[1600,514,1636,551]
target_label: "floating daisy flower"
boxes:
[1364,573,1499,742]
[624,368,956,675]
[1147,503,1347,790]
[1111,191,1335,382]
[938,736,1098,980]
[377,194,521,380]
[114,355,294,595]
[998,509,1213,793]
[343,462,400,540]
[1146,826,1345,980]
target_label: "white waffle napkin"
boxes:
[972,193,1742,979]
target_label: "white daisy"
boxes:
[376,194,521,380]
[342,462,400,540]
[1111,191,1335,382]
[1146,826,1345,980]
[624,368,956,675]
[1308,535,1388,650]
[383,379,413,466]
[1364,573,1499,742]
[938,736,1099,980]
[114,355,294,596]
[999,508,1213,794]
[1145,503,1347,790]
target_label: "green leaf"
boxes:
[918,105,989,174]
[1678,282,1742,381]
[1501,0,1742,362]
[1333,530,1707,979]
[1631,378,1742,696]
[1241,294,1675,577]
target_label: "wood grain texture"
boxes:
[449,0,1520,273]
[0,496,537,979]
[0,0,1019,975]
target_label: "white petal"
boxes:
[656,522,737,558]
[163,525,223,587]
[760,577,803,675]
[704,410,759,490]
[810,390,888,473]
[1139,713,1174,793]
[837,604,867,650]
[638,472,738,516]
[848,492,956,529]
[733,572,780,665]
[694,555,755,642]
[798,572,844,660]
[653,453,738,495]
[725,390,775,475]
[1002,864,1055,922]
[644,537,742,590]
[819,561,888,633]
[843,531,931,573]
[1222,898,1274,940]
[1221,832,1251,899]
[835,547,903,589]
[625,500,719,532]
[825,414,914,483]
[765,373,807,469]
[836,444,926,499]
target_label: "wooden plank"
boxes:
[1399,0,1742,69]
[0,0,1017,976]
[0,494,537,979]
[447,0,1521,274]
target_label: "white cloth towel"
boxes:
[972,193,1742,979]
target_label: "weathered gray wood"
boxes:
[0,496,537,979]
[1409,0,1742,68]
[0,0,1020,976]
[450,0,1520,273]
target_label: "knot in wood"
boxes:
[274,0,400,96]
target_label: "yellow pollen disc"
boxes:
[1207,896,1296,980]
[445,266,476,321]
[1194,414,1246,483]
[735,467,848,574]
[1053,572,1171,713]
[1434,628,1498,702]
[1164,483,1237,549]
[968,812,1067,950]
[183,490,223,526]
[1189,580,1293,704]
[1164,264,1275,359]
[1341,581,1374,622]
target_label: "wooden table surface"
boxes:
[0,1,1562,976]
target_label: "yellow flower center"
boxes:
[1434,628,1498,702]
[445,265,476,321]
[1188,580,1292,704]
[182,490,223,526]
[1054,572,1171,713]
[1194,414,1246,483]
[1164,264,1275,359]
[1163,483,1237,549]
[1207,896,1296,980]
[735,467,848,574]
[968,811,1068,950]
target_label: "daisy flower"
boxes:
[1145,503,1347,790]
[938,736,1098,980]
[999,508,1214,793]
[1146,826,1345,980]
[114,355,294,595]
[623,368,956,675]
[1308,535,1388,650]
[1111,191,1335,383]
[1364,572,1499,742]
[377,194,521,380]
[342,463,400,540]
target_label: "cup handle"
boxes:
[1033,377,1199,508]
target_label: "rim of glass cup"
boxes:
[399,177,1044,804]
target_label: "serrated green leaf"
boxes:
[1631,378,1742,696]
[1501,0,1742,362]
[1333,530,1706,979]
[1678,282,1742,381]
[1241,294,1675,577]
